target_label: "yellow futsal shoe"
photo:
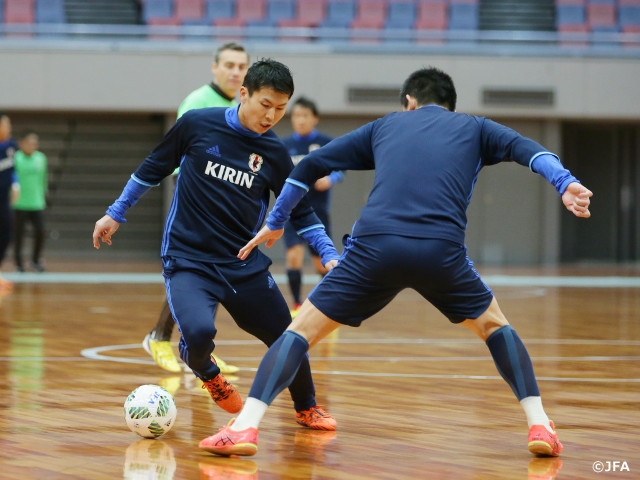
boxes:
[212,354,239,375]
[142,333,182,373]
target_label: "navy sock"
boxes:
[249,330,309,405]
[287,269,302,304]
[486,325,540,400]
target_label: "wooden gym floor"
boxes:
[0,259,639,479]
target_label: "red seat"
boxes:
[236,0,266,22]
[414,0,448,30]
[5,0,35,23]
[175,0,205,21]
[279,0,326,27]
[586,3,616,28]
[351,0,387,29]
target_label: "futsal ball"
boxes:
[124,384,177,438]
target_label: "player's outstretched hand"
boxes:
[93,215,120,249]
[238,225,284,260]
[562,182,593,218]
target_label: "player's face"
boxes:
[238,87,290,134]
[0,115,11,141]
[19,134,39,155]
[211,49,249,98]
[290,105,318,136]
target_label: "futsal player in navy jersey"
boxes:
[0,113,19,292]
[281,96,343,317]
[199,66,593,457]
[93,59,339,431]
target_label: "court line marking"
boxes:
[78,341,640,383]
[4,272,640,287]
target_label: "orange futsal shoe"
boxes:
[295,405,337,431]
[199,420,259,457]
[528,420,563,457]
[201,374,243,414]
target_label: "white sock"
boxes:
[230,397,268,431]
[520,396,552,431]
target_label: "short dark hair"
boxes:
[214,42,248,63]
[400,67,457,111]
[292,96,319,116]
[243,58,294,98]
[19,129,38,140]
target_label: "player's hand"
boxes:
[314,176,332,192]
[562,182,593,218]
[323,259,338,271]
[93,215,120,249]
[238,225,284,260]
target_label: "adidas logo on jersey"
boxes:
[206,145,221,157]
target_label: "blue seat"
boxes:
[619,6,640,26]
[144,0,174,21]
[385,0,416,29]
[204,0,235,21]
[35,0,66,23]
[320,0,356,28]
[448,3,478,30]
[556,5,586,25]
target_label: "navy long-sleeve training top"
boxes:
[286,105,578,245]
[131,106,323,263]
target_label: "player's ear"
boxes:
[403,95,418,111]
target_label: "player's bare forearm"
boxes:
[93,215,120,249]
[562,182,593,218]
[238,225,284,260]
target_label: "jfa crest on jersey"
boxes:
[249,153,263,173]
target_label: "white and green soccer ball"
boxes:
[124,384,177,438]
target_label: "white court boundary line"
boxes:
[80,339,640,383]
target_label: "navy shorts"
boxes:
[308,235,494,326]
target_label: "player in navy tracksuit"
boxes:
[200,67,593,457]
[0,112,19,291]
[281,96,343,314]
[93,59,339,431]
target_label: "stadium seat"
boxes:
[385,0,416,29]
[204,0,235,22]
[278,0,326,27]
[236,0,266,22]
[556,5,586,26]
[143,0,173,22]
[414,0,448,30]
[351,0,387,29]
[4,0,35,23]
[448,2,478,30]
[586,3,617,29]
[320,0,356,28]
[175,0,205,22]
[35,0,65,23]
[619,6,640,27]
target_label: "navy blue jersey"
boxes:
[281,130,337,211]
[289,105,572,245]
[0,138,17,200]
[133,106,321,263]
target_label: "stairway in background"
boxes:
[64,0,141,25]
[11,113,166,260]
[479,0,556,32]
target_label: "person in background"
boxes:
[143,42,250,375]
[13,129,48,273]
[199,66,593,458]
[0,113,19,292]
[94,59,339,431]
[281,97,343,317]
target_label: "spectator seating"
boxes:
[4,0,35,23]
[278,0,326,27]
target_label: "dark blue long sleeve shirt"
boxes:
[285,105,578,245]
[128,106,323,263]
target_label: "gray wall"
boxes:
[2,42,638,264]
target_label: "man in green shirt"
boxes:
[13,130,48,273]
[143,42,250,375]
